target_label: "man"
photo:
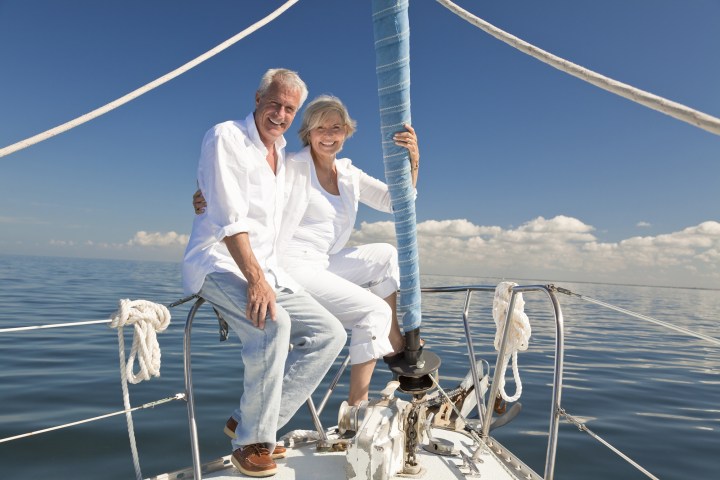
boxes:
[183,68,346,478]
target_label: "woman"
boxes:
[194,95,420,406]
[283,95,420,405]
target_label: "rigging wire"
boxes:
[0,394,184,445]
[0,295,197,335]
[560,408,660,480]
[0,0,300,159]
[0,318,111,334]
[436,0,720,136]
[0,294,198,479]
[552,285,720,347]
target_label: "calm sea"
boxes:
[0,254,718,479]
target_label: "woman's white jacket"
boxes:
[278,146,404,256]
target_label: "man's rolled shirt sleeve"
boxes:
[199,125,252,241]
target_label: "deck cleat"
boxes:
[422,413,458,456]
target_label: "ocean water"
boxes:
[0,254,718,480]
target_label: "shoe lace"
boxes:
[246,443,271,455]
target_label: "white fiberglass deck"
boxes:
[149,428,540,480]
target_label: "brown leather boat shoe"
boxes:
[225,417,287,459]
[231,443,278,477]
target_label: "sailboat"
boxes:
[1,1,718,479]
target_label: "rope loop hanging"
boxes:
[492,282,531,402]
[109,298,171,480]
[110,299,171,384]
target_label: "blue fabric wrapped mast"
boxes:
[371,0,421,333]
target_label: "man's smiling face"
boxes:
[254,82,302,148]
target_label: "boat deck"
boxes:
[149,427,540,480]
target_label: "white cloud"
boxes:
[127,231,189,247]
[417,219,492,237]
[49,239,76,247]
[26,220,720,288]
[41,231,189,262]
[349,216,720,288]
[636,221,652,228]
[350,221,396,244]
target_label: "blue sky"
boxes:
[1,0,718,289]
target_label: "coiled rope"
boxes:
[110,299,171,384]
[492,282,531,402]
[0,0,300,159]
[110,299,171,480]
[436,0,720,136]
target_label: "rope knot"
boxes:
[110,299,171,384]
[492,282,532,402]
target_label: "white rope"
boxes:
[0,0,300,159]
[436,0,720,137]
[279,429,323,447]
[109,299,171,480]
[0,295,196,335]
[492,282,531,403]
[110,299,171,384]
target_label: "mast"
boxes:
[372,0,439,383]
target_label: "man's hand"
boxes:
[245,277,276,329]
[223,232,276,329]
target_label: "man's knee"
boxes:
[268,308,292,339]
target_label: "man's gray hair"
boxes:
[258,68,309,107]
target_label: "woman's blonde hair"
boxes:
[298,95,357,146]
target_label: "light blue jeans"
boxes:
[200,272,347,450]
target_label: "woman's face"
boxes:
[308,111,347,160]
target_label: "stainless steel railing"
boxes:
[420,284,564,480]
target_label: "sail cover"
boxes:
[371,0,421,332]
